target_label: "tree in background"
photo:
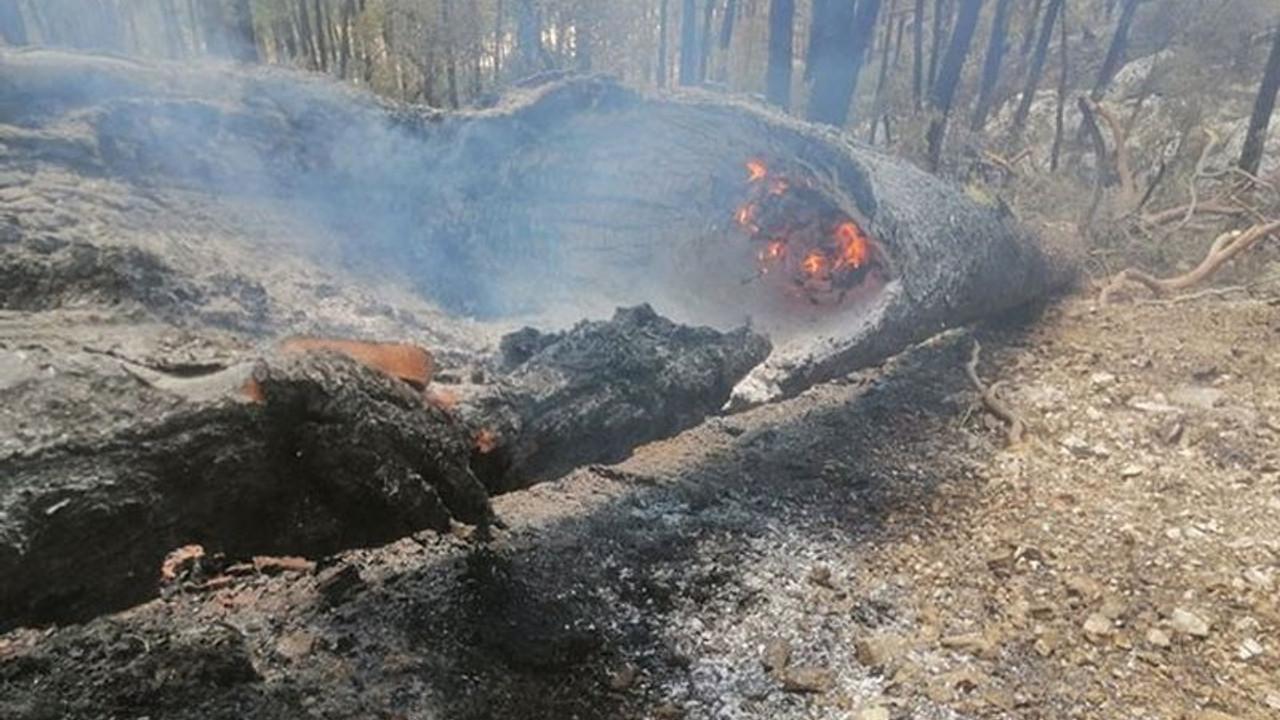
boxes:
[1239,26,1280,175]
[1090,0,1139,100]
[678,0,697,85]
[971,0,1012,131]
[766,0,795,109]
[0,0,26,45]
[807,0,881,127]
[925,0,982,169]
[1012,0,1064,136]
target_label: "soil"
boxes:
[3,293,1277,720]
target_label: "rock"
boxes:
[1169,386,1224,411]
[940,631,997,659]
[1119,464,1146,478]
[652,702,685,719]
[762,638,792,676]
[855,633,907,671]
[316,564,365,607]
[1064,574,1103,600]
[1192,711,1241,720]
[1237,638,1264,661]
[1265,692,1280,710]
[1146,628,1172,648]
[609,663,639,690]
[275,630,315,661]
[856,706,891,720]
[1170,608,1211,637]
[781,666,835,694]
[1089,372,1117,388]
[1083,613,1114,640]
[1243,567,1275,591]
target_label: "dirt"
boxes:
[3,292,1277,719]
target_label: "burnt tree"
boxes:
[1091,0,1140,100]
[679,0,698,85]
[698,0,716,81]
[1020,0,1045,57]
[808,0,882,127]
[766,0,795,109]
[1240,26,1280,176]
[971,0,1013,130]
[927,0,951,93]
[912,0,925,108]
[658,0,670,87]
[0,0,26,45]
[1050,1,1069,170]
[720,0,737,50]
[1012,0,1064,136]
[926,0,982,169]
[516,0,542,76]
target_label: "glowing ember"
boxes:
[733,158,882,305]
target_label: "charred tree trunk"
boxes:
[679,0,698,86]
[719,0,737,50]
[1091,0,1139,100]
[312,0,330,72]
[927,0,950,94]
[698,0,716,81]
[443,0,459,108]
[1012,0,1063,136]
[658,0,670,87]
[1050,2,1070,170]
[925,0,982,170]
[0,0,26,45]
[765,0,795,109]
[971,0,1013,130]
[807,0,881,127]
[516,0,542,77]
[869,0,899,143]
[226,0,260,63]
[1239,26,1280,176]
[1020,0,1044,57]
[912,0,925,108]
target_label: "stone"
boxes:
[609,663,639,690]
[940,631,997,659]
[1089,372,1116,388]
[762,638,791,676]
[275,630,315,661]
[1237,638,1264,661]
[1083,613,1113,640]
[855,633,907,671]
[808,565,834,588]
[1170,608,1211,637]
[252,555,317,575]
[856,706,891,720]
[1243,567,1275,591]
[1119,464,1146,478]
[1192,711,1240,720]
[1146,628,1172,648]
[781,666,835,694]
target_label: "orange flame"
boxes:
[834,222,869,269]
[734,202,760,233]
[747,159,768,183]
[802,251,827,277]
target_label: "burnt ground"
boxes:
[2,293,1277,720]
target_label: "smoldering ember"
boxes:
[1,3,1279,720]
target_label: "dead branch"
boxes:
[1082,97,1139,209]
[1171,128,1221,234]
[965,340,1025,447]
[1140,199,1245,227]
[1100,219,1280,304]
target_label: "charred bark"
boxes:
[766,0,795,109]
[912,0,925,108]
[1012,0,1064,136]
[926,0,982,169]
[0,0,27,45]
[1239,26,1280,176]
[679,0,698,86]
[971,0,1013,131]
[807,0,881,127]
[1091,0,1140,100]
[658,0,670,87]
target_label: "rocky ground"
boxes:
[2,290,1277,720]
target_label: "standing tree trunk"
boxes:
[927,0,951,94]
[869,0,899,143]
[516,0,542,77]
[493,0,504,80]
[0,0,27,45]
[1011,0,1063,136]
[678,0,698,86]
[912,0,925,108]
[1240,26,1280,176]
[807,0,882,127]
[658,0,670,87]
[312,0,330,72]
[765,0,795,109]
[226,0,260,63]
[1020,0,1044,57]
[698,0,716,81]
[1090,0,1139,100]
[1050,1,1070,170]
[442,0,459,107]
[926,0,983,170]
[719,0,737,50]
[971,0,1012,130]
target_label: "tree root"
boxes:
[1099,219,1280,305]
[966,340,1025,447]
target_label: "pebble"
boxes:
[1170,608,1211,637]
[940,631,997,659]
[1243,567,1275,591]
[762,638,791,676]
[610,663,639,690]
[1083,613,1113,639]
[1146,628,1172,648]
[1265,692,1280,710]
[1237,638,1263,661]
[781,666,835,694]
[1169,386,1225,410]
[855,633,907,671]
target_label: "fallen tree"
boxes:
[0,48,1070,628]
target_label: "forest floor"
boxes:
[2,289,1277,720]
